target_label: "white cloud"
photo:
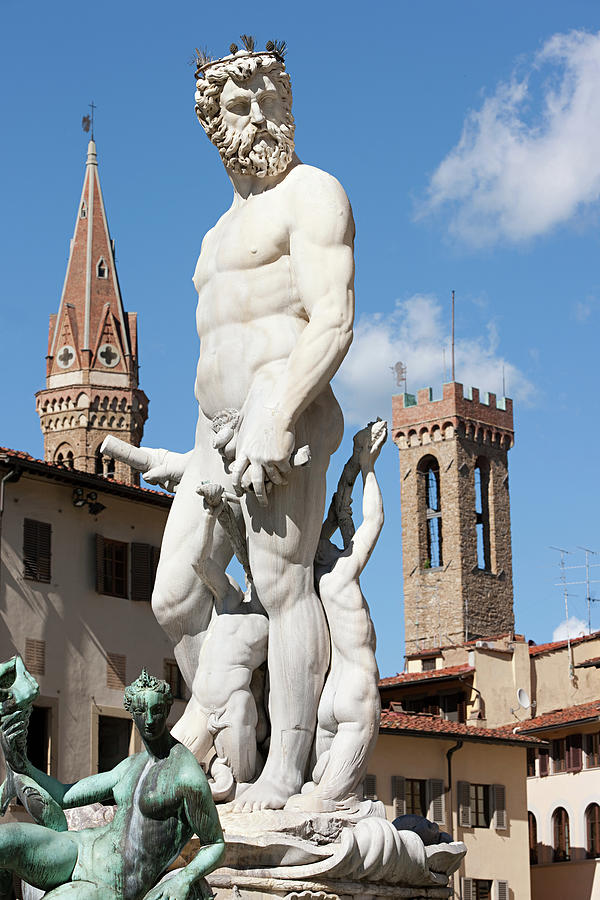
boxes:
[552,616,588,642]
[334,294,534,425]
[419,30,600,246]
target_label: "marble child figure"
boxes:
[287,420,387,811]
[146,41,355,809]
[0,666,224,900]
[171,482,268,791]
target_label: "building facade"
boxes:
[0,448,177,795]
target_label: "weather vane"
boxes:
[82,101,96,140]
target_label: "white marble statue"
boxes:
[288,420,386,811]
[143,44,354,811]
[170,482,268,791]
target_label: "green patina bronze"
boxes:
[0,660,225,900]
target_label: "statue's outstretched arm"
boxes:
[22,756,129,809]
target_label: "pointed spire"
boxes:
[35,140,148,483]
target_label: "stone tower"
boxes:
[36,140,148,485]
[392,382,515,654]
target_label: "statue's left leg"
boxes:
[0,823,78,896]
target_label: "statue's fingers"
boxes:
[213,425,235,451]
[264,463,286,486]
[142,467,163,484]
[249,464,268,507]
[231,456,249,492]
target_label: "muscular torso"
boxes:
[78,748,201,899]
[193,165,315,418]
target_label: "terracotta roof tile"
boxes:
[529,631,600,657]
[507,699,600,734]
[379,664,474,687]
[379,710,544,745]
[0,446,172,505]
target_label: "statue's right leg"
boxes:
[0,823,77,897]
[151,419,235,689]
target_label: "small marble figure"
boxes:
[171,483,268,791]
[287,421,386,810]
[0,663,224,900]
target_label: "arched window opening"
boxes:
[586,803,600,858]
[529,812,538,865]
[474,458,491,570]
[80,201,87,219]
[106,457,115,479]
[66,450,74,470]
[56,452,64,467]
[553,807,570,862]
[97,258,108,279]
[95,448,104,475]
[420,457,442,568]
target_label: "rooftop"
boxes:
[379,709,544,746]
[528,630,600,657]
[0,447,172,509]
[379,664,474,688]
[510,699,600,734]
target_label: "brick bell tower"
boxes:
[392,382,515,654]
[35,140,148,485]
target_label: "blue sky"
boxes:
[1,1,599,677]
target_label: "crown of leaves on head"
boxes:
[195,35,287,79]
[123,668,172,710]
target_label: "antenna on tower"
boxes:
[451,290,456,382]
[550,547,576,681]
[502,363,506,397]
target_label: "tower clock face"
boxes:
[98,343,120,368]
[57,345,76,368]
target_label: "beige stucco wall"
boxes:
[0,470,178,783]
[531,637,600,716]
[371,732,531,899]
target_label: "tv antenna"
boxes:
[451,290,456,382]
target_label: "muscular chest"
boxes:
[194,195,290,290]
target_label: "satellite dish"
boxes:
[517,688,531,710]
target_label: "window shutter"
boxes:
[131,543,152,602]
[491,784,507,830]
[106,653,126,691]
[25,638,46,676]
[95,534,105,594]
[391,775,405,818]
[458,781,472,827]
[23,519,51,582]
[461,877,473,900]
[493,880,509,900]
[427,778,446,825]
[567,734,582,772]
[363,774,377,800]
[539,748,549,777]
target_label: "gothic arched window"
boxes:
[80,201,87,219]
[586,803,600,858]
[419,456,442,568]
[474,457,491,570]
[97,258,108,279]
[553,807,570,862]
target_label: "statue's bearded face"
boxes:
[197,66,295,177]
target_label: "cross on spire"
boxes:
[89,101,96,140]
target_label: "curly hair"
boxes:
[123,668,173,711]
[194,53,294,137]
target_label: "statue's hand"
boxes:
[231,412,295,507]
[356,419,388,472]
[143,871,206,900]
[0,709,29,773]
[142,450,190,493]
